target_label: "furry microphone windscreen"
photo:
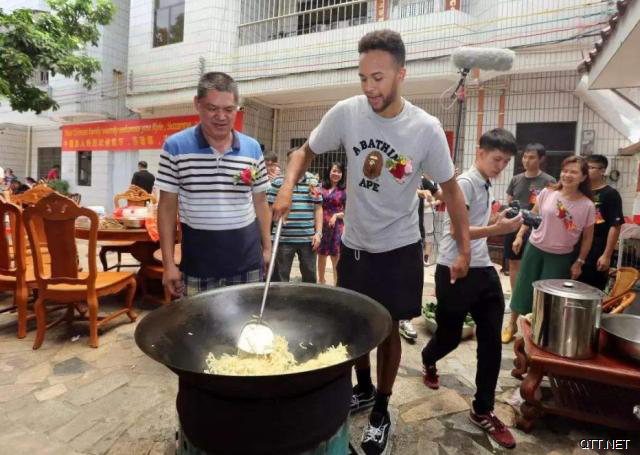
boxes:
[451,47,516,71]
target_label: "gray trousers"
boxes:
[274,242,317,283]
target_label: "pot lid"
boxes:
[532,279,605,300]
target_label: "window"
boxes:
[77,151,92,186]
[153,0,184,47]
[296,0,368,36]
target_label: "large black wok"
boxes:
[134,282,391,455]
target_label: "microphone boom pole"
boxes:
[451,68,470,166]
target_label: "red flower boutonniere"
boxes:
[234,165,259,186]
[385,155,413,183]
[556,200,577,231]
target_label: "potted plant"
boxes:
[47,179,70,195]
[421,301,475,339]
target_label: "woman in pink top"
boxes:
[502,156,595,342]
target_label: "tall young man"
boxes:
[157,72,272,297]
[501,143,555,343]
[577,154,624,290]
[273,30,470,455]
[423,128,522,449]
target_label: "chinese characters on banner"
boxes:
[61,112,244,151]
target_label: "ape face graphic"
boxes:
[363,151,383,179]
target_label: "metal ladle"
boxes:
[237,218,283,355]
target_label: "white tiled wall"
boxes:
[0,124,28,180]
[128,0,241,101]
[30,126,61,177]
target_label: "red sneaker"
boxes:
[469,411,516,449]
[422,364,439,390]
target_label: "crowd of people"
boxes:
[157,28,624,455]
[0,164,60,195]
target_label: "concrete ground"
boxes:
[0,248,636,454]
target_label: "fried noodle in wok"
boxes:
[204,336,348,376]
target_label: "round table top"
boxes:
[153,244,182,265]
[75,226,154,242]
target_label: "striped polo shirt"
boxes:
[156,125,269,278]
[267,173,322,243]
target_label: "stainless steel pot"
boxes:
[601,314,640,364]
[531,279,605,359]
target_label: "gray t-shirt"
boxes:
[506,171,556,210]
[438,166,494,268]
[309,96,455,253]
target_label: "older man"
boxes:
[157,72,271,297]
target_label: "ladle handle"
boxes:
[257,217,283,322]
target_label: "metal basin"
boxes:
[601,314,640,363]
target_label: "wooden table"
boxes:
[75,227,159,267]
[512,319,640,432]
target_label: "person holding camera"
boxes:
[505,156,595,341]
[422,129,522,449]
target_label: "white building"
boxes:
[1,0,639,216]
[0,0,131,209]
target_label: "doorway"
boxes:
[37,147,61,180]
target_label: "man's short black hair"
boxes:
[523,143,546,158]
[358,29,406,66]
[138,161,148,169]
[263,151,278,163]
[586,154,608,169]
[478,128,517,155]
[197,72,239,102]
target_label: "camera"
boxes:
[504,200,542,229]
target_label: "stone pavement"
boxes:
[0,253,635,454]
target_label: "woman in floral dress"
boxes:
[317,162,346,285]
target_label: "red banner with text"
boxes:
[62,113,243,151]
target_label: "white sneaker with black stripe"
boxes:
[361,410,394,455]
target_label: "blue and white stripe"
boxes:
[156,125,268,231]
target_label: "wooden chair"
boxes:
[100,185,157,272]
[0,197,33,338]
[10,183,54,206]
[113,184,157,208]
[602,267,639,314]
[24,193,137,349]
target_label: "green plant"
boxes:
[421,301,475,327]
[47,179,70,195]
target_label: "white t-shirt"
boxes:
[438,166,494,268]
[309,95,454,253]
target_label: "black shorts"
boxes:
[503,230,530,261]
[337,241,423,321]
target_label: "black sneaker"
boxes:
[350,384,376,413]
[361,411,394,455]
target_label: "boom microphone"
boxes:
[451,47,515,71]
